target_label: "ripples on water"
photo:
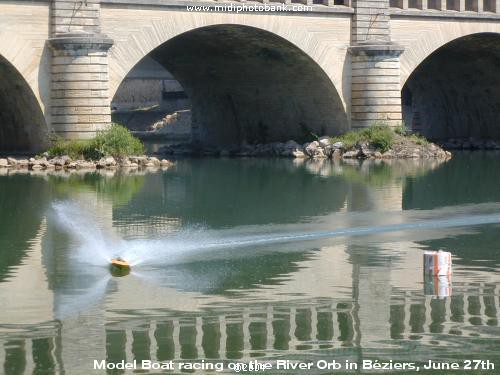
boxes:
[0,153,499,374]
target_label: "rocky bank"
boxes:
[158,135,453,159]
[0,155,174,172]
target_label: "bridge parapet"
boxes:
[100,0,352,9]
[389,0,498,13]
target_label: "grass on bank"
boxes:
[330,123,428,153]
[47,124,145,160]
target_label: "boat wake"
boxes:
[51,201,500,269]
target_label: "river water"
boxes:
[0,152,499,374]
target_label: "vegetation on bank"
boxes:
[330,123,428,153]
[47,124,145,160]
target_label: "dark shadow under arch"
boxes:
[0,54,48,153]
[114,24,348,146]
[402,32,500,141]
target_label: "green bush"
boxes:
[93,124,145,158]
[394,122,408,136]
[47,138,99,160]
[47,124,145,160]
[407,133,429,146]
[331,123,395,153]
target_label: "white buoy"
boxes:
[423,250,452,276]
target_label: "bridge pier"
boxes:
[349,0,405,129]
[48,0,114,139]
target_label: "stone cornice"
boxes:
[349,40,405,57]
[48,33,114,51]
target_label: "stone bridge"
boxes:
[1,0,500,151]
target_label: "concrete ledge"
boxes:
[389,9,500,20]
[101,0,355,14]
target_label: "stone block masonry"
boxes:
[349,44,404,128]
[350,0,404,128]
[49,0,114,139]
[51,0,102,36]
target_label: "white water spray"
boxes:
[52,201,500,269]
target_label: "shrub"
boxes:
[47,138,99,160]
[363,124,395,152]
[394,122,408,136]
[93,124,145,158]
[331,123,395,153]
[407,133,429,146]
[47,124,145,160]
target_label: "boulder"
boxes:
[148,157,161,166]
[382,150,394,158]
[61,155,72,165]
[29,157,48,169]
[17,159,29,168]
[313,148,326,159]
[104,156,116,167]
[120,158,134,168]
[0,158,8,167]
[96,159,107,169]
[342,150,359,159]
[323,145,335,158]
[332,148,342,160]
[50,157,66,167]
[303,141,319,157]
[161,159,174,167]
[284,140,300,150]
[76,161,96,169]
[129,156,148,165]
[318,136,331,147]
[332,141,344,149]
[292,150,305,158]
[7,157,17,166]
[359,145,375,158]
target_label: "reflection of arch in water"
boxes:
[0,175,50,281]
[403,153,500,210]
[113,159,351,228]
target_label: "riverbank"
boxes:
[158,133,453,159]
[0,155,174,172]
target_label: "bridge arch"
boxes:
[393,19,500,87]
[105,14,350,146]
[400,32,500,140]
[0,54,48,153]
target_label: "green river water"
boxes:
[0,152,499,374]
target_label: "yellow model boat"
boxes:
[110,257,131,277]
[111,257,130,269]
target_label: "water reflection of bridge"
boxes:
[2,284,499,373]
[1,159,500,373]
